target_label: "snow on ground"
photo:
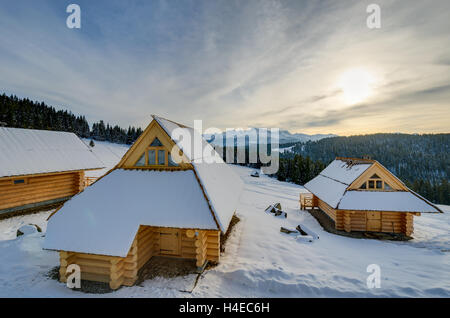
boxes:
[0,165,448,297]
[0,210,53,241]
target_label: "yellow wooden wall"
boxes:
[59,226,221,290]
[0,171,84,211]
[316,198,414,236]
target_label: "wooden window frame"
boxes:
[360,177,394,191]
[12,178,28,185]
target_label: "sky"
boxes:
[0,0,449,135]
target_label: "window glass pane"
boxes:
[148,150,156,165]
[150,137,163,147]
[384,183,393,190]
[135,153,145,166]
[371,173,381,179]
[168,153,179,167]
[359,182,367,189]
[158,150,165,165]
[14,179,25,184]
[376,180,383,189]
[368,180,375,189]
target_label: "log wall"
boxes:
[0,171,84,211]
[316,198,416,235]
[337,210,414,235]
[59,226,221,290]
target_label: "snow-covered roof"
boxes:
[338,191,441,213]
[319,159,371,185]
[304,174,348,208]
[154,115,244,232]
[0,127,104,178]
[304,158,440,213]
[44,169,218,257]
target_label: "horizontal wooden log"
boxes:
[81,272,110,283]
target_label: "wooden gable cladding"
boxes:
[348,161,406,191]
[117,120,191,170]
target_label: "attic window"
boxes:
[148,149,156,165]
[150,138,163,147]
[135,153,146,166]
[13,179,26,185]
[157,150,165,165]
[360,173,393,190]
[168,153,179,167]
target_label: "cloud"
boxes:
[0,0,449,135]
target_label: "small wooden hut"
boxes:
[301,157,442,236]
[44,116,244,289]
[0,127,104,216]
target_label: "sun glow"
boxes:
[339,68,376,105]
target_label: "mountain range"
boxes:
[204,128,336,146]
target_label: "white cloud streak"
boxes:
[0,0,449,134]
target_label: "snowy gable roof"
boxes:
[338,191,441,213]
[304,158,371,208]
[320,159,372,185]
[154,115,244,232]
[0,127,104,178]
[44,169,218,257]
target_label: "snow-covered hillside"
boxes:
[0,143,448,297]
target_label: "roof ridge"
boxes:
[336,157,376,164]
[152,114,192,129]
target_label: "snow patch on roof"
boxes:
[44,169,218,257]
[339,191,441,213]
[193,160,244,232]
[304,175,348,208]
[320,159,371,185]
[0,127,104,178]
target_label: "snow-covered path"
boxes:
[0,165,448,297]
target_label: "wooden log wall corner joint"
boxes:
[195,231,207,267]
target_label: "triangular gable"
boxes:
[116,119,191,169]
[348,161,406,191]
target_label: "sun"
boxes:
[338,68,376,105]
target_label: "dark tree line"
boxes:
[276,155,326,185]
[0,94,142,144]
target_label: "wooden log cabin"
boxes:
[0,127,104,216]
[44,115,244,290]
[301,157,442,236]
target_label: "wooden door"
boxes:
[366,212,381,232]
[159,228,181,256]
